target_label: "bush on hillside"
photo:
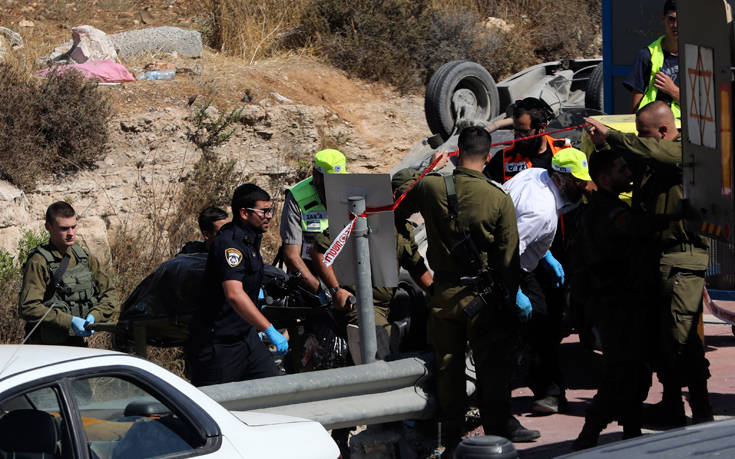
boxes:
[441,0,602,63]
[0,66,112,191]
[199,0,601,91]
[0,229,50,344]
[301,0,496,92]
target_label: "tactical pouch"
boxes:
[463,295,487,319]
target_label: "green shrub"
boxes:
[0,66,112,191]
[0,250,16,283]
[17,229,49,266]
[187,103,244,157]
[0,229,50,344]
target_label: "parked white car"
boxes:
[0,345,340,459]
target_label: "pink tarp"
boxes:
[38,59,135,83]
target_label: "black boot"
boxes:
[642,399,686,427]
[442,425,463,456]
[643,382,686,428]
[572,422,601,451]
[689,381,714,424]
[622,426,642,440]
[501,416,540,443]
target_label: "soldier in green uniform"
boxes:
[572,150,674,449]
[395,126,539,452]
[18,201,119,346]
[586,101,713,426]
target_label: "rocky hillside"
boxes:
[0,0,600,269]
[0,49,427,261]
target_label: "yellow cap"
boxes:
[551,147,591,181]
[314,149,347,174]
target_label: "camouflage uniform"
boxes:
[18,243,119,345]
[395,166,521,445]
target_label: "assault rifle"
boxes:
[450,234,512,319]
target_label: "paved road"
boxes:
[500,311,735,458]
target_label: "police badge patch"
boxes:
[225,248,243,267]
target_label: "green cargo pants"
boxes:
[428,281,519,446]
[657,247,711,397]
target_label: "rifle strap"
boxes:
[444,174,458,221]
[272,245,285,268]
[50,253,71,296]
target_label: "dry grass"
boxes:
[438,0,602,65]
[198,0,306,63]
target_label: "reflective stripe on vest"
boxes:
[640,35,681,118]
[502,135,570,182]
[289,177,329,234]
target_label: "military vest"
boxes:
[35,244,98,321]
[639,35,681,118]
[290,177,329,234]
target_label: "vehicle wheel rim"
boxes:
[451,77,490,122]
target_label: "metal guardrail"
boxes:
[200,352,478,429]
[200,354,436,429]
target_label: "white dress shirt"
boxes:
[504,168,570,272]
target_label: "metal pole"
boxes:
[349,196,377,364]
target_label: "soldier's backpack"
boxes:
[117,253,207,347]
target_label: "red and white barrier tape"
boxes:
[323,214,358,267]
[704,288,735,325]
[322,123,588,265]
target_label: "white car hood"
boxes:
[230,410,315,426]
[227,410,340,458]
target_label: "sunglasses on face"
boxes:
[246,207,273,217]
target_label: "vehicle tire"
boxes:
[585,62,604,112]
[424,60,462,138]
[425,60,500,141]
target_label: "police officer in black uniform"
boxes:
[187,184,288,386]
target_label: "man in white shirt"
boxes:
[505,147,591,415]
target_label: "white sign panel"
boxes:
[686,44,716,148]
[324,173,398,287]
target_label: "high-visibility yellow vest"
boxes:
[639,35,681,118]
[289,177,329,234]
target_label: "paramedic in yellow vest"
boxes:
[483,97,570,184]
[279,149,353,309]
[624,0,681,117]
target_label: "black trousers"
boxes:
[188,326,279,387]
[584,297,652,434]
[521,268,565,400]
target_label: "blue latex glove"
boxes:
[516,289,532,322]
[264,324,288,355]
[541,250,565,288]
[85,314,95,335]
[71,316,92,337]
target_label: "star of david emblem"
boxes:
[688,48,714,142]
